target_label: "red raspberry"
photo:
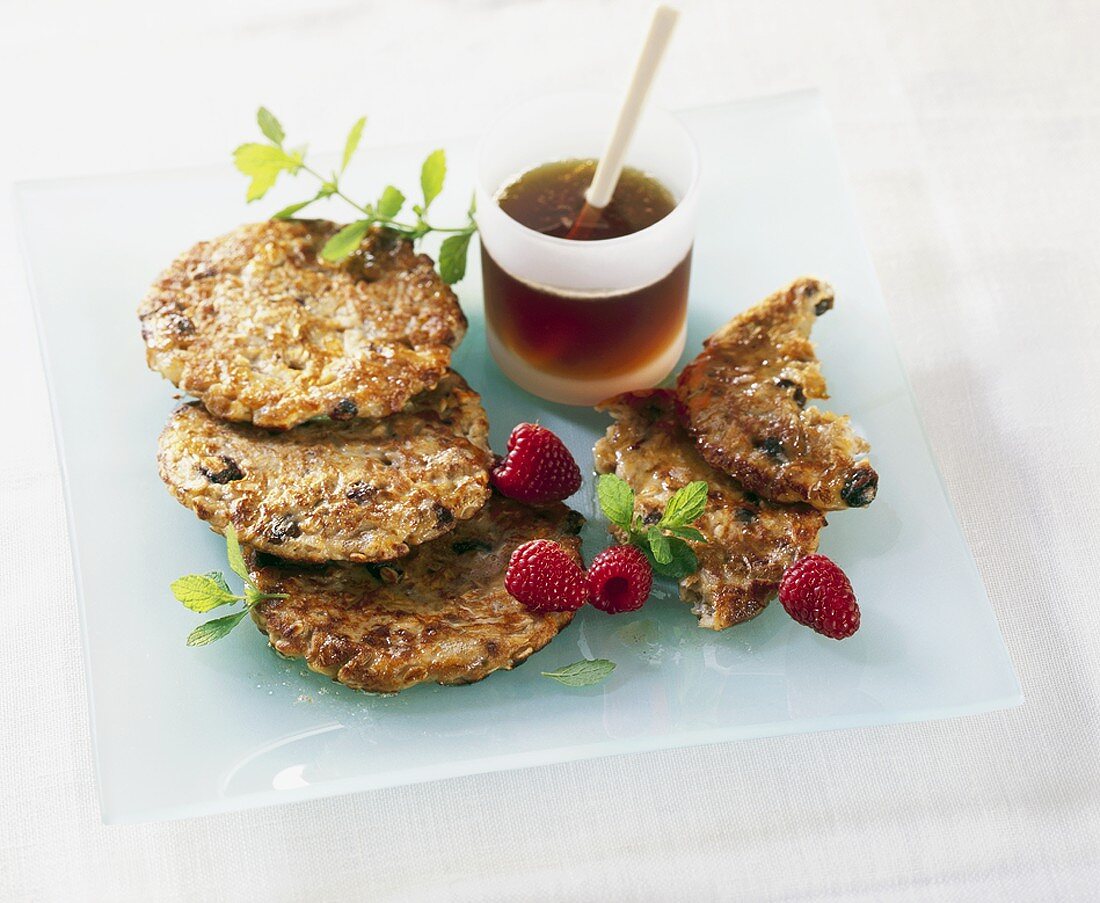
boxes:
[587,545,653,614]
[778,554,860,640]
[505,539,589,612]
[491,423,582,504]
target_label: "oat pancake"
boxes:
[157,371,492,563]
[676,277,877,510]
[248,494,585,692]
[139,220,466,429]
[594,389,825,630]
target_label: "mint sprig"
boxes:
[170,525,286,647]
[541,659,616,687]
[233,108,477,283]
[596,474,708,580]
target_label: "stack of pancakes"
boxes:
[140,220,583,692]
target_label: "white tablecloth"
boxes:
[1,1,1097,899]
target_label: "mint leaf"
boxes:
[233,143,298,201]
[541,659,616,687]
[665,525,706,544]
[376,185,405,218]
[597,474,635,531]
[647,526,672,565]
[667,537,699,576]
[272,195,320,220]
[170,573,238,613]
[647,536,699,579]
[420,149,446,211]
[660,481,709,528]
[341,116,366,173]
[322,220,371,262]
[186,609,249,647]
[438,232,472,284]
[257,107,285,146]
[225,524,250,585]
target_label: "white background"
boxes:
[1,0,1097,900]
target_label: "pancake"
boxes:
[676,277,877,510]
[157,371,492,562]
[248,494,585,692]
[139,219,466,429]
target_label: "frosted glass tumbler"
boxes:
[475,92,701,405]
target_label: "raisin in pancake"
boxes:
[139,220,466,429]
[248,495,585,692]
[594,390,825,630]
[158,371,492,563]
[676,277,877,510]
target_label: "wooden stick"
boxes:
[566,5,680,239]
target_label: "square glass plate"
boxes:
[16,91,1021,824]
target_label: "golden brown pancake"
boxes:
[157,371,492,563]
[248,494,584,692]
[676,277,877,510]
[139,220,466,429]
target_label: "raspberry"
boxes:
[587,545,653,614]
[778,554,860,640]
[504,539,589,612]
[491,423,582,504]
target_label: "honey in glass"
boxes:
[482,159,691,381]
[475,92,700,405]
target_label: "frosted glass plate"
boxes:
[16,91,1021,824]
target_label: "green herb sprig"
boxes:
[233,108,477,283]
[171,526,287,647]
[542,659,616,687]
[596,474,708,580]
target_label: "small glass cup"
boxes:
[475,92,701,406]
